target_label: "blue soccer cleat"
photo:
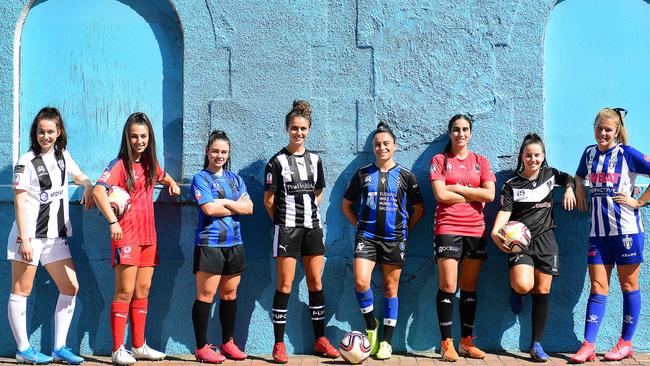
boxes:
[16,346,53,364]
[52,346,84,364]
[510,289,524,314]
[530,342,550,362]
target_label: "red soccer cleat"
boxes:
[603,338,634,361]
[570,341,596,363]
[313,336,340,359]
[195,344,226,364]
[272,342,288,364]
[221,337,247,360]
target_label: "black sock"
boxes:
[460,290,477,338]
[272,290,290,343]
[364,312,377,330]
[532,293,550,342]
[383,322,395,344]
[436,290,455,340]
[309,290,325,339]
[192,299,212,349]
[219,299,237,344]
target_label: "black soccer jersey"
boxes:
[499,166,574,238]
[265,148,325,228]
[344,163,424,241]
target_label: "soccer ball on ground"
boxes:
[499,220,531,253]
[108,186,131,219]
[339,331,371,364]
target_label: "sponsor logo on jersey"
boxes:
[515,189,527,199]
[40,191,49,202]
[14,165,25,174]
[589,172,621,184]
[366,192,378,209]
[622,236,633,250]
[534,201,552,209]
[266,172,273,184]
[364,175,372,183]
[621,252,637,258]
[437,245,460,253]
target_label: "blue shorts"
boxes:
[587,233,644,265]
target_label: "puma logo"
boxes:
[279,244,288,252]
[115,313,127,319]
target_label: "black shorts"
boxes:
[508,230,559,276]
[273,225,325,257]
[434,235,487,261]
[193,245,246,275]
[354,235,407,266]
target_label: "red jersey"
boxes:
[429,151,495,237]
[97,158,165,247]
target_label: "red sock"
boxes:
[130,298,148,348]
[111,301,130,351]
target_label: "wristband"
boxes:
[109,221,117,225]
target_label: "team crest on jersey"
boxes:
[399,242,406,251]
[644,155,650,163]
[13,174,20,188]
[266,172,273,184]
[195,190,202,200]
[608,158,618,169]
[356,242,365,252]
[100,171,111,181]
[473,164,481,173]
[57,159,65,171]
[281,166,293,178]
[122,246,132,259]
[430,164,436,173]
[546,180,553,190]
[622,236,633,250]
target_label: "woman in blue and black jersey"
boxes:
[491,133,575,362]
[263,100,340,363]
[190,130,253,363]
[571,108,650,363]
[341,122,425,360]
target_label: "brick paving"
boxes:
[0,352,648,365]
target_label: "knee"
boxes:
[220,289,237,301]
[439,280,456,293]
[60,280,79,297]
[197,289,217,303]
[11,284,33,297]
[354,278,370,292]
[511,280,533,295]
[306,278,322,292]
[277,282,292,294]
[620,281,638,292]
[382,282,398,298]
[590,280,609,295]
[114,291,133,302]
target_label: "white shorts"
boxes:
[7,235,72,266]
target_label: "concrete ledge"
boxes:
[0,184,195,203]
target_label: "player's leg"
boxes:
[112,263,137,361]
[603,263,640,361]
[129,264,164,360]
[218,272,247,360]
[376,263,400,360]
[194,271,220,351]
[434,234,462,361]
[304,253,338,358]
[457,257,486,359]
[354,257,378,354]
[529,270,552,362]
[9,261,37,354]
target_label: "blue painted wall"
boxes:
[0,0,647,356]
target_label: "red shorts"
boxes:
[112,245,159,267]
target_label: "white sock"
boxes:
[8,294,30,352]
[54,294,76,350]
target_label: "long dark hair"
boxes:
[285,100,312,129]
[203,130,231,171]
[118,112,159,191]
[515,133,548,172]
[442,114,473,173]
[29,107,68,160]
[373,121,396,142]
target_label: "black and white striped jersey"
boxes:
[9,149,82,239]
[499,166,574,238]
[265,148,325,228]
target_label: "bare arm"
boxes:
[613,185,650,209]
[575,175,588,212]
[315,189,323,206]
[407,203,425,229]
[72,173,94,210]
[263,191,275,221]
[160,173,180,196]
[223,194,254,215]
[490,210,512,253]
[14,190,34,262]
[92,185,122,240]
[431,180,466,204]
[446,181,495,203]
[341,198,357,226]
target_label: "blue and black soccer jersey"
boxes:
[344,163,424,241]
[192,169,247,247]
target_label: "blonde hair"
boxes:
[594,108,628,145]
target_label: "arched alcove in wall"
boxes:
[18,0,183,180]
[544,0,650,184]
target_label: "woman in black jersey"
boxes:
[263,100,339,363]
[341,122,425,360]
[490,133,575,362]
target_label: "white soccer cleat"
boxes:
[131,341,166,361]
[111,345,136,365]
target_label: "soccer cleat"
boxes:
[366,317,380,355]
[510,290,524,314]
[529,342,550,362]
[195,344,226,363]
[272,342,288,364]
[603,338,633,361]
[375,341,392,360]
[440,338,459,362]
[569,341,596,364]
[131,341,165,361]
[111,345,136,366]
[313,337,340,358]
[458,336,485,359]
[220,338,247,360]
[16,346,53,364]
[52,346,84,364]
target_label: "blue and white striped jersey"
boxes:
[576,144,650,237]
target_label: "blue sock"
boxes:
[584,293,607,343]
[355,289,376,329]
[622,290,641,341]
[383,297,399,343]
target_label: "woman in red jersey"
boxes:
[94,112,180,365]
[430,114,495,362]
